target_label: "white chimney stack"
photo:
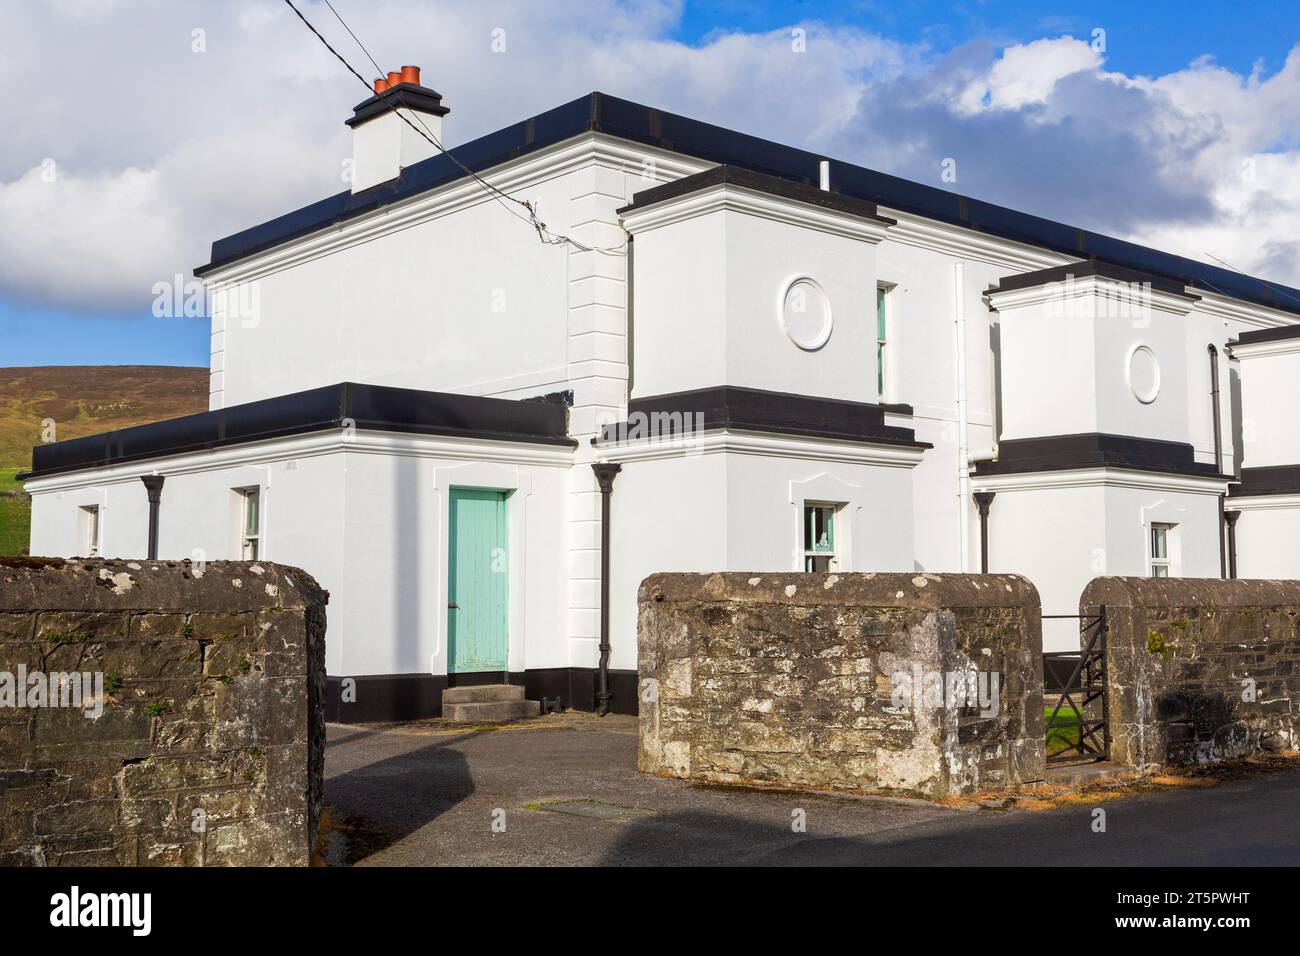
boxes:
[347,65,450,193]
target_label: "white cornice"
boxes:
[23,429,574,494]
[593,428,926,466]
[199,133,710,289]
[875,207,1071,272]
[987,274,1198,317]
[1191,288,1300,331]
[619,183,891,244]
[1226,494,1300,511]
[972,467,1229,495]
[1228,337,1300,360]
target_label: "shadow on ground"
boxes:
[323,728,483,864]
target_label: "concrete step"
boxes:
[443,699,540,722]
[442,684,524,705]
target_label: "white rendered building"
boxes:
[23,75,1300,718]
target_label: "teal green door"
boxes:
[447,488,509,673]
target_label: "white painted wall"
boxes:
[874,232,1051,574]
[1234,344,1300,468]
[624,183,887,403]
[204,137,707,412]
[992,279,1206,447]
[27,432,572,679]
[980,473,1225,650]
[1232,502,1300,578]
[604,437,920,670]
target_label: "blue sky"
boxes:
[2,0,1299,370]
[673,0,1300,77]
[0,303,211,368]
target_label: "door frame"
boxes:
[432,463,532,678]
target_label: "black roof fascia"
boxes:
[21,382,574,481]
[618,164,895,225]
[1230,324,1300,347]
[594,385,931,449]
[991,260,1199,300]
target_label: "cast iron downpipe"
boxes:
[140,474,165,560]
[1224,510,1240,579]
[1208,345,1223,470]
[592,461,621,716]
[973,492,995,573]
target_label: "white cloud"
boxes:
[1,1,1299,315]
[955,35,1104,113]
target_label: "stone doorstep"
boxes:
[440,684,542,722]
[442,684,525,705]
[443,700,541,722]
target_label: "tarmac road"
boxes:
[323,713,1300,867]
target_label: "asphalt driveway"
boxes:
[322,713,1300,866]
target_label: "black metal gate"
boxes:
[1042,606,1110,764]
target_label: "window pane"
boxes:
[876,288,888,397]
[805,507,832,552]
[1151,526,1167,559]
[802,505,836,566]
[1152,565,1169,578]
[245,491,260,535]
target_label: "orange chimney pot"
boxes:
[400,65,421,86]
[387,70,402,87]
[373,77,390,94]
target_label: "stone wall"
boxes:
[0,558,326,866]
[638,571,1044,797]
[1081,577,1300,768]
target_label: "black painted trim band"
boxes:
[324,668,639,723]
[1228,464,1300,497]
[973,433,1232,480]
[22,381,575,480]
[595,385,930,449]
[991,260,1198,300]
[619,164,895,225]
[1230,324,1300,347]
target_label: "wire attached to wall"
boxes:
[282,0,625,256]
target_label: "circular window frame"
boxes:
[1125,343,1161,405]
[779,276,834,351]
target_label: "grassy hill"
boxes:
[0,365,209,555]
[0,467,28,555]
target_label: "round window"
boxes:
[780,277,833,351]
[1127,344,1161,404]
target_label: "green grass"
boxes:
[0,467,30,556]
[1045,702,1083,755]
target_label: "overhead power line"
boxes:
[281,0,623,255]
[1203,251,1300,311]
